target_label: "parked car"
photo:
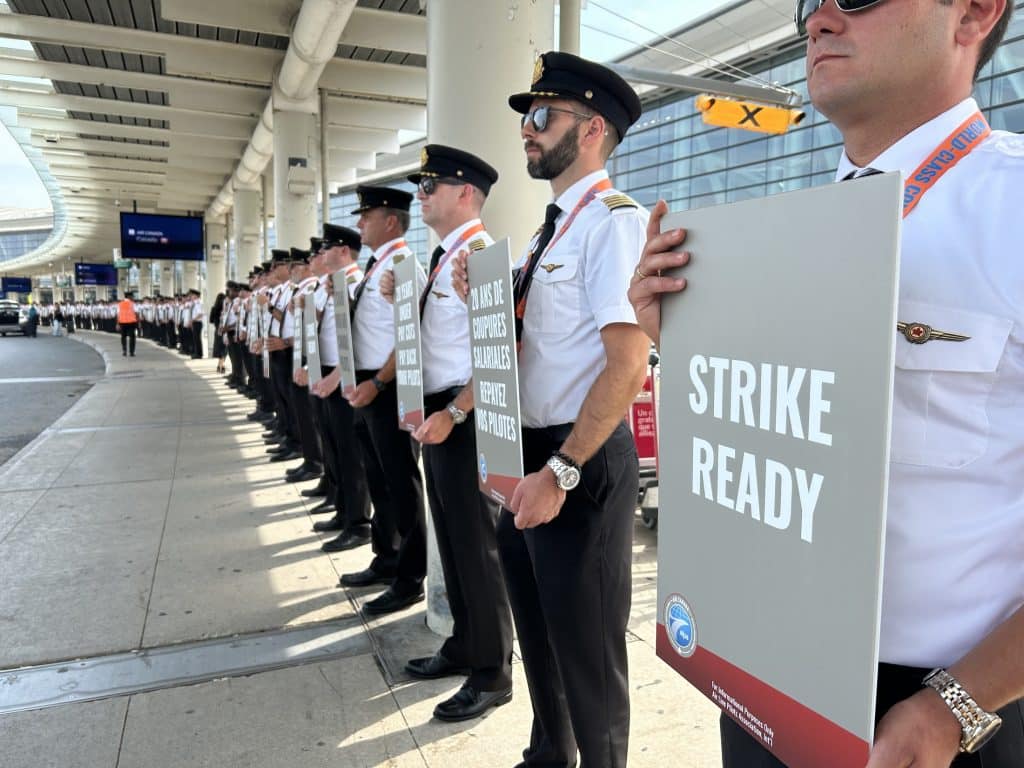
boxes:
[0,300,26,336]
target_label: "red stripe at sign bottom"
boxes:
[655,624,870,768]
[399,410,424,432]
[479,473,520,511]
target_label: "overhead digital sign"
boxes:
[120,212,204,262]
[1,277,32,293]
[75,262,118,286]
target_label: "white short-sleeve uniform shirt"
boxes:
[836,97,1024,668]
[421,219,495,395]
[517,169,648,428]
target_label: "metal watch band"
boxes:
[923,669,1001,753]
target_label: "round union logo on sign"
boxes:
[664,594,697,657]
[398,401,406,421]
[478,453,488,483]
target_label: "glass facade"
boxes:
[610,3,1024,212]
[0,229,50,261]
[328,3,1024,251]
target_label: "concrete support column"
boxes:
[424,0,555,636]
[559,0,581,54]
[233,186,263,280]
[272,96,319,251]
[159,262,174,295]
[183,262,200,293]
[204,220,227,320]
[138,259,152,297]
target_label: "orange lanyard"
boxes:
[362,239,407,286]
[431,222,485,283]
[902,111,989,218]
[515,178,612,323]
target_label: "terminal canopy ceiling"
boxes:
[0,0,428,269]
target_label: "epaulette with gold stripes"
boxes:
[467,238,487,252]
[600,192,639,211]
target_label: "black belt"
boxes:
[423,386,464,414]
[523,422,575,443]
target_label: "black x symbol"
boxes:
[739,105,763,127]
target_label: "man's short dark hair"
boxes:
[945,0,1015,79]
[977,3,1013,79]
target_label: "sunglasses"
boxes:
[795,0,886,34]
[417,177,465,196]
[520,105,595,133]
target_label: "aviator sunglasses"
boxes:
[795,0,886,34]
[520,105,595,133]
[417,177,466,196]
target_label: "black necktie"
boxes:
[350,255,376,316]
[419,245,446,318]
[841,167,883,181]
[513,203,562,340]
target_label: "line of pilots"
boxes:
[66,293,207,357]
[217,51,647,767]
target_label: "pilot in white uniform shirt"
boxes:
[836,96,1024,673]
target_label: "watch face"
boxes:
[561,466,581,490]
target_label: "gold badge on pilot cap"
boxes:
[420,147,429,167]
[532,55,545,86]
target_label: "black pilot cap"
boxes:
[508,51,642,142]
[408,144,499,196]
[349,185,413,215]
[322,223,362,252]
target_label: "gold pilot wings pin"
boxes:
[897,322,971,344]
[540,263,563,274]
[432,290,449,299]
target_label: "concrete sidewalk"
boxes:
[0,330,721,768]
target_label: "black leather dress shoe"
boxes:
[433,685,512,722]
[269,449,302,462]
[405,653,471,680]
[266,444,289,455]
[312,515,344,533]
[300,481,329,498]
[362,586,424,616]
[309,499,335,515]
[339,567,394,588]
[321,529,370,552]
[285,466,321,483]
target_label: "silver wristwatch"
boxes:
[546,453,581,491]
[922,668,1002,753]
[445,402,467,425]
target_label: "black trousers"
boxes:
[310,389,336,492]
[120,322,137,355]
[181,326,192,355]
[257,354,274,412]
[226,336,244,386]
[352,370,425,591]
[290,380,322,468]
[422,388,513,692]
[270,351,298,447]
[498,420,638,768]
[322,377,371,532]
[241,346,256,391]
[721,664,1024,767]
[191,321,203,358]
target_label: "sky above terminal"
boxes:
[0,0,739,216]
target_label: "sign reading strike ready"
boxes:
[303,300,321,386]
[468,239,524,507]
[392,253,425,432]
[656,174,902,768]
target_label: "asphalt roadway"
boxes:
[0,331,104,466]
